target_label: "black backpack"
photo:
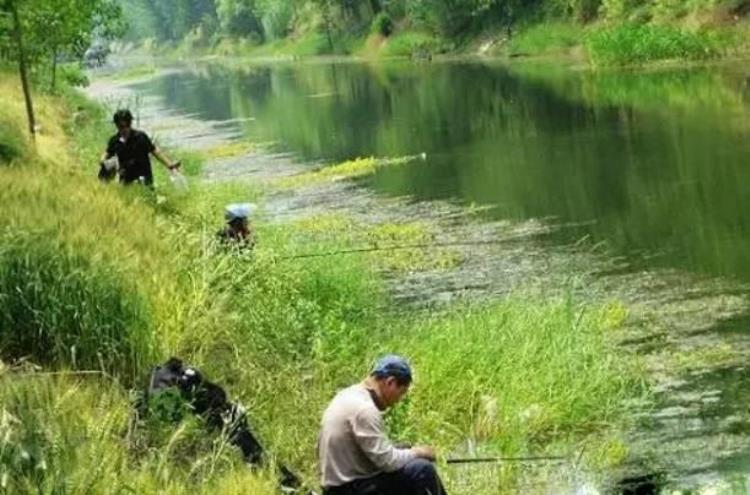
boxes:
[142,357,310,494]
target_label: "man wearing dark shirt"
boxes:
[100,109,180,186]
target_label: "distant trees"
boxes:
[117,0,554,45]
[115,0,731,55]
[119,0,377,44]
[216,0,265,40]
[29,0,124,90]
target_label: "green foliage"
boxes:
[0,116,25,164]
[216,0,265,41]
[371,12,393,37]
[22,0,123,82]
[0,232,155,376]
[148,388,191,422]
[58,63,90,87]
[508,21,584,55]
[586,23,727,65]
[115,0,748,60]
[258,0,296,39]
[122,0,216,43]
[600,0,645,20]
[568,0,603,21]
[381,31,443,57]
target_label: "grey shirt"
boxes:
[318,383,416,488]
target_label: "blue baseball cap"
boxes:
[371,354,413,382]
[225,203,257,221]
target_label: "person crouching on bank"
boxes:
[318,355,447,495]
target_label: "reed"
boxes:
[586,24,728,66]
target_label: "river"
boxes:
[104,57,750,493]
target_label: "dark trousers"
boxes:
[324,459,447,495]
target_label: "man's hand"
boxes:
[411,445,437,462]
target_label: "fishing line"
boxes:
[274,235,542,261]
[446,455,568,464]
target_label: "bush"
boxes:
[600,0,644,20]
[0,117,26,164]
[261,0,295,40]
[381,31,443,58]
[0,232,154,377]
[508,22,584,55]
[578,0,603,20]
[59,64,90,88]
[371,12,394,37]
[586,24,727,66]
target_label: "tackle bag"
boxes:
[141,357,310,494]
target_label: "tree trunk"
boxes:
[9,0,36,138]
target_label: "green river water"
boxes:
[124,58,750,493]
[133,60,750,283]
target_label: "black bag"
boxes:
[98,162,117,182]
[142,358,310,494]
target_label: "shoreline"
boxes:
[97,48,750,94]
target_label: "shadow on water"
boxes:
[122,58,750,492]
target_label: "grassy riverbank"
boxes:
[0,73,647,493]
[122,20,750,72]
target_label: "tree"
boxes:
[1,0,35,138]
[25,0,124,91]
[0,0,124,137]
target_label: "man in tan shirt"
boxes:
[318,355,447,495]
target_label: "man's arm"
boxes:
[151,147,180,173]
[351,408,417,472]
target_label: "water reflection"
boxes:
[133,59,750,283]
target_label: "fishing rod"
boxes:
[446,455,568,465]
[276,235,542,261]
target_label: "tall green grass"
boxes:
[0,117,26,165]
[0,232,154,376]
[586,24,728,66]
[0,375,280,494]
[381,31,445,58]
[396,300,636,452]
[508,22,585,56]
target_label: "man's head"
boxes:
[113,109,134,137]
[370,354,413,408]
[225,203,255,232]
